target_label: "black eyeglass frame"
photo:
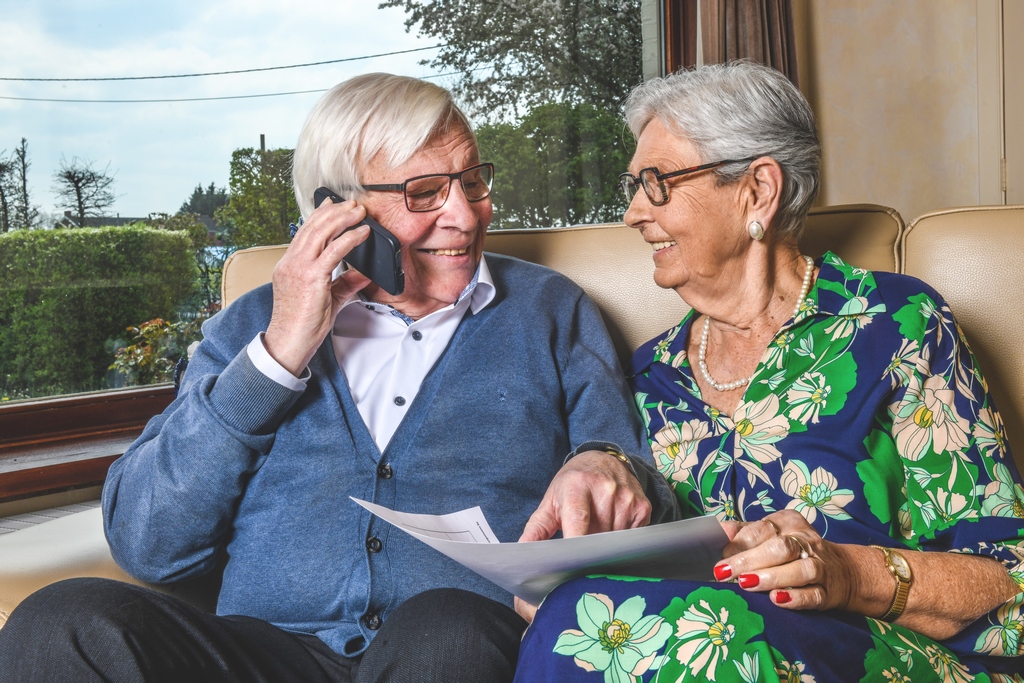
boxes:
[361,162,495,213]
[619,157,757,206]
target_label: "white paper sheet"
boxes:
[352,497,729,604]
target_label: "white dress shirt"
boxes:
[247,257,496,451]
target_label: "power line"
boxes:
[0,70,472,104]
[0,89,329,103]
[0,45,443,82]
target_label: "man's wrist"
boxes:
[599,446,631,467]
[564,441,639,479]
[247,332,310,391]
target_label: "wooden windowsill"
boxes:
[0,386,174,503]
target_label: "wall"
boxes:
[793,0,1009,222]
[1005,0,1024,205]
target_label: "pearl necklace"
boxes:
[697,255,814,392]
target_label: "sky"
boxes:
[0,0,448,221]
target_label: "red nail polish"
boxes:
[775,590,791,604]
[713,564,732,581]
[737,573,759,589]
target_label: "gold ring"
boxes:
[787,535,810,559]
[763,519,781,536]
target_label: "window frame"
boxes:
[3,2,684,506]
[0,385,174,502]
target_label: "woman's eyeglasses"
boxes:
[361,162,494,213]
[618,158,756,206]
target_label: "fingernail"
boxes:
[774,590,791,604]
[713,564,732,581]
[737,573,759,589]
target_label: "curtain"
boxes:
[665,0,699,76]
[665,0,798,86]
[700,0,798,85]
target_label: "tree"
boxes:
[0,151,14,233]
[381,0,642,229]
[147,211,228,311]
[12,138,39,228]
[179,182,229,217]
[380,0,643,122]
[215,147,297,248]
[477,101,631,229]
[52,156,117,227]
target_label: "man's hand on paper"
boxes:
[514,450,653,622]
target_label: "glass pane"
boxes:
[381,0,642,229]
[0,1,641,402]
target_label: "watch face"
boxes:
[890,552,912,581]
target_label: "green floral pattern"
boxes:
[553,592,672,682]
[522,255,1024,682]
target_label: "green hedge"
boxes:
[0,225,196,399]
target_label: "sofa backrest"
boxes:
[800,203,903,272]
[482,224,688,365]
[222,203,904,367]
[902,205,1024,465]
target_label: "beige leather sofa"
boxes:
[1,203,1020,627]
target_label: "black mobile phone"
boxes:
[313,187,405,295]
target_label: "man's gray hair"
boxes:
[624,61,820,238]
[292,73,473,219]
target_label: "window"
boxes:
[0,1,651,501]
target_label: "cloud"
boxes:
[0,0,439,217]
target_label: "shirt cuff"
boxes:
[563,440,641,480]
[246,332,310,392]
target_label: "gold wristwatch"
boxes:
[602,447,632,467]
[870,545,913,621]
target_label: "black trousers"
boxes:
[0,578,526,682]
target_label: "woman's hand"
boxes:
[714,511,1022,640]
[714,510,860,612]
[263,200,372,376]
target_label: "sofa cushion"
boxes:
[902,205,1024,469]
[0,507,219,627]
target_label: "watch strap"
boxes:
[870,545,911,622]
[601,446,632,467]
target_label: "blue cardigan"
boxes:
[102,254,677,657]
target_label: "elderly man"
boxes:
[0,73,676,683]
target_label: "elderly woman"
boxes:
[514,62,1024,681]
[0,74,676,683]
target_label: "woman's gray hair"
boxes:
[624,61,820,238]
[292,73,474,219]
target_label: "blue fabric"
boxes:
[516,576,1024,681]
[514,254,1024,680]
[102,253,677,658]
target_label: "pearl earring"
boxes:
[748,220,765,240]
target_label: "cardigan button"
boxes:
[377,463,393,479]
[366,537,383,553]
[364,612,382,630]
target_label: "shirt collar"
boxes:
[467,255,496,315]
[338,255,496,324]
[812,251,886,318]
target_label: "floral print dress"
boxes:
[514,253,1024,682]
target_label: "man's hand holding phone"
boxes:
[263,198,373,377]
[312,187,404,296]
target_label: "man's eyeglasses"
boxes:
[361,162,494,213]
[618,158,756,206]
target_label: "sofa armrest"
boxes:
[0,507,217,628]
